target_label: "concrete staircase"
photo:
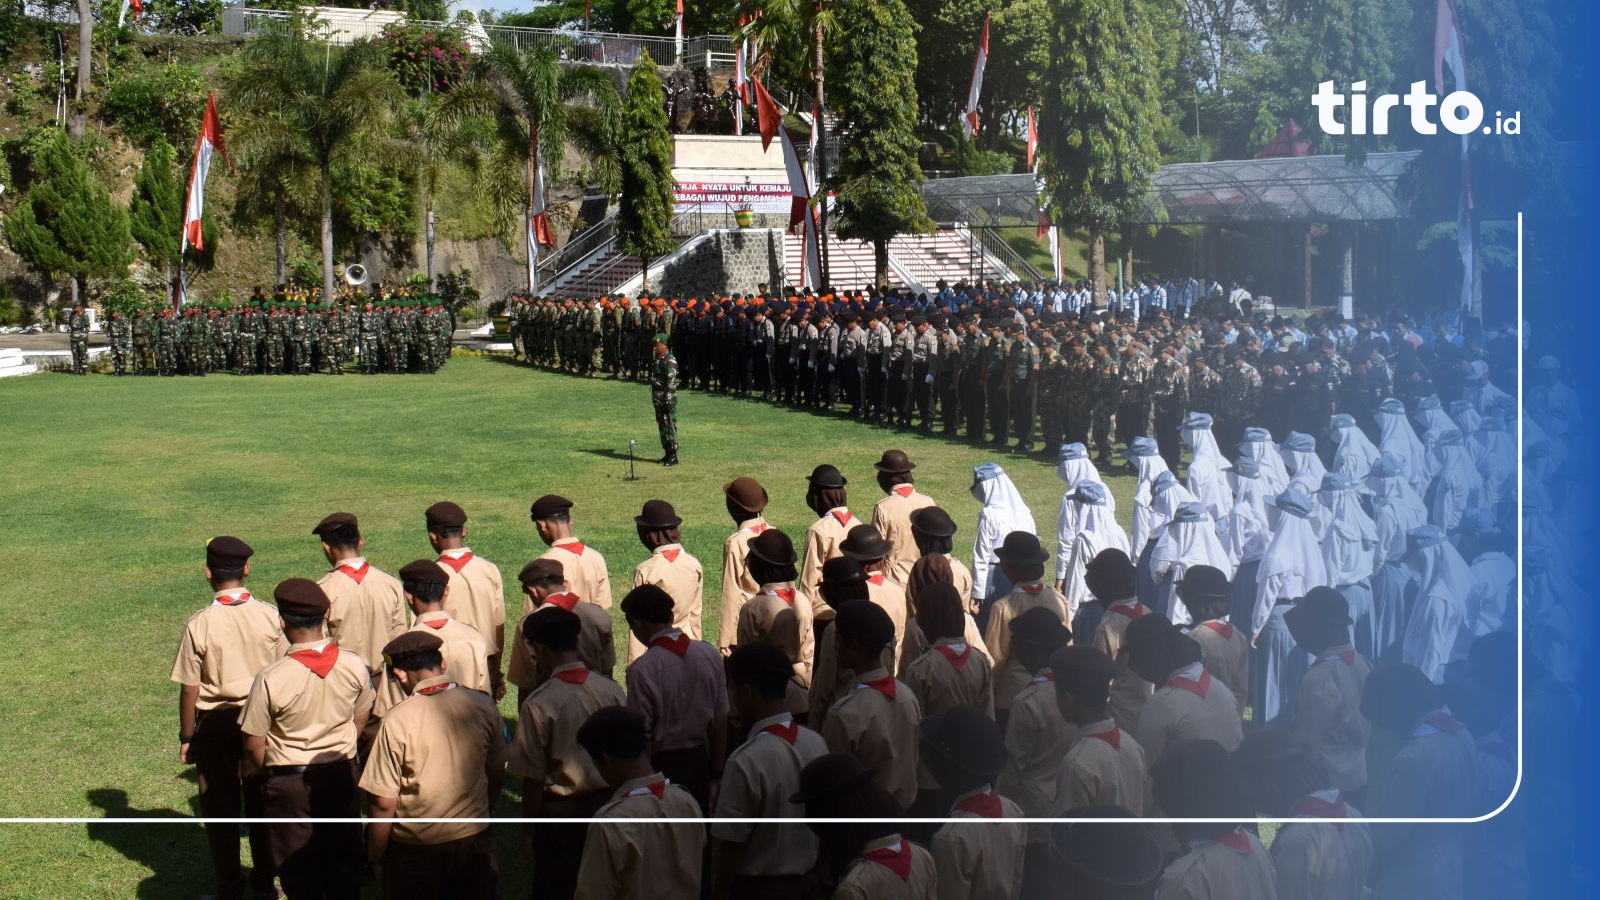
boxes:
[0,348,38,378]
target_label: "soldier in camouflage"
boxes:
[651,333,679,466]
[106,310,130,376]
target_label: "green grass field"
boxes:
[0,352,1137,898]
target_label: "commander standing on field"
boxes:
[652,333,680,467]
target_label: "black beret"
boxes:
[424,501,468,528]
[382,630,443,661]
[311,512,358,536]
[620,584,675,623]
[725,640,797,686]
[274,578,331,617]
[518,558,566,586]
[522,605,582,647]
[529,494,574,520]
[206,535,254,570]
[832,599,895,650]
[398,559,450,587]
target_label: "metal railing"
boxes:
[539,212,618,283]
[956,209,1044,283]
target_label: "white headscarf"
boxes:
[1428,430,1482,532]
[1404,527,1473,681]
[1375,400,1429,493]
[971,463,1036,602]
[1180,415,1234,521]
[1054,444,1112,586]
[1329,414,1381,483]
[1061,482,1131,618]
[1055,442,1108,495]
[1254,490,1327,635]
[1279,432,1328,497]
[1224,459,1274,565]
[1412,397,1455,481]
[1150,503,1232,626]
[1137,471,1198,555]
[1240,427,1291,494]
[1524,549,1589,681]
[1450,400,1483,438]
[1319,475,1378,587]
[1367,455,1429,565]
[1469,417,1515,509]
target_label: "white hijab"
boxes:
[1279,433,1328,497]
[1428,431,1482,531]
[1150,503,1232,626]
[1062,484,1131,618]
[1137,471,1198,555]
[1409,531,1473,620]
[1412,398,1456,481]
[1320,476,1378,587]
[1469,418,1515,509]
[1181,421,1234,521]
[1367,457,1430,565]
[1375,401,1430,493]
[1241,428,1291,494]
[971,463,1036,601]
[1329,416,1381,483]
[1254,492,1327,635]
[1224,464,1274,565]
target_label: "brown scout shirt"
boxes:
[625,629,729,755]
[866,574,909,671]
[834,835,939,900]
[709,713,828,878]
[872,487,937,586]
[931,788,1028,900]
[799,508,858,602]
[1135,663,1243,770]
[821,667,922,810]
[629,543,704,660]
[720,517,771,652]
[574,774,705,900]
[1053,718,1147,814]
[170,589,286,711]
[982,582,1070,711]
[318,559,408,676]
[240,640,375,767]
[1190,619,1249,716]
[374,613,492,717]
[436,549,507,657]
[1092,598,1155,732]
[506,593,616,691]
[996,670,1078,843]
[358,674,505,845]
[538,537,613,610]
[1157,828,1278,900]
[736,583,816,690]
[899,637,994,719]
[1271,793,1373,900]
[508,662,626,798]
[1292,645,1373,792]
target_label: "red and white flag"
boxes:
[181,92,228,254]
[674,0,684,61]
[779,123,810,230]
[529,147,554,249]
[118,0,142,27]
[963,11,990,139]
[1434,0,1473,310]
[750,76,782,152]
[1026,106,1037,170]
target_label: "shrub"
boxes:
[101,63,209,149]
[373,23,471,97]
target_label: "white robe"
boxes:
[972,469,1036,603]
[1376,409,1430,494]
[1403,540,1472,682]
[1321,485,1378,588]
[1182,426,1234,522]
[1428,440,1481,533]
[1254,514,1327,636]
[1054,457,1110,585]
[1061,502,1131,619]
[1331,423,1382,483]
[1223,475,1274,567]
[1149,514,1232,626]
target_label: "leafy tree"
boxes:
[229,32,403,302]
[827,0,933,286]
[438,41,619,292]
[398,95,482,289]
[101,63,209,149]
[3,130,132,305]
[617,52,676,291]
[1039,0,1163,307]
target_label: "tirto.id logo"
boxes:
[1312,81,1520,136]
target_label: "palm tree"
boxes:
[397,95,484,291]
[437,41,620,293]
[229,34,403,302]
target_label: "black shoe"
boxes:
[662,452,679,466]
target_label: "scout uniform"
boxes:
[507,568,616,694]
[982,577,1070,713]
[531,495,614,610]
[240,579,375,898]
[375,561,495,717]
[711,711,829,897]
[1286,590,1374,797]
[921,707,1028,900]
[834,835,939,900]
[719,477,773,653]
[870,450,936,585]
[996,665,1074,843]
[900,635,994,720]
[1054,717,1146,814]
[574,772,705,900]
[629,500,704,659]
[1127,620,1243,768]
[799,504,858,603]
[822,662,923,811]
[738,581,816,711]
[1270,791,1373,900]
[1189,618,1249,717]
[425,503,507,675]
[359,633,505,899]
[312,513,408,678]
[1092,595,1155,733]
[170,536,284,900]
[1156,828,1278,900]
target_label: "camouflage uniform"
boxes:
[106,313,130,376]
[1218,359,1262,450]
[1089,348,1122,462]
[1037,346,1068,451]
[652,346,679,463]
[1116,346,1155,444]
[133,311,154,375]
[1062,345,1095,446]
[1150,352,1190,470]
[934,324,963,435]
[237,308,258,375]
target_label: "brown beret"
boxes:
[205,535,254,570]
[529,494,574,520]
[398,559,450,586]
[311,512,358,536]
[382,631,443,660]
[722,477,768,513]
[274,578,330,618]
[518,558,566,586]
[424,501,468,529]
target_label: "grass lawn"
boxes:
[0,351,1138,898]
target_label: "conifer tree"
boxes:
[617,52,676,291]
[3,130,131,305]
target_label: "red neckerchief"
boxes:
[934,643,972,671]
[761,719,799,745]
[1086,726,1122,749]
[1030,670,1055,686]
[553,667,590,685]
[767,587,797,605]
[1420,710,1466,734]
[416,682,457,696]
[1211,827,1254,854]
[660,547,682,563]
[861,675,897,700]
[288,643,340,679]
[1290,792,1348,831]
[555,540,586,556]
[625,778,668,799]
[867,573,885,586]
[745,522,769,536]
[437,551,474,574]
[1109,601,1146,620]
[831,509,854,527]
[1019,582,1045,596]
[420,616,450,630]
[1201,621,1235,641]
[862,840,913,880]
[891,485,915,499]
[543,592,581,612]
[1165,669,1212,699]
[652,632,691,657]
[215,590,252,606]
[336,562,369,584]
[1336,649,1357,664]
[954,789,1004,819]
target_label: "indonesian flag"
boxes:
[1026,105,1037,170]
[181,92,228,254]
[675,0,684,59]
[963,12,990,139]
[780,123,810,230]
[801,204,822,291]
[750,76,782,152]
[529,146,554,249]
[118,0,142,27]
[1434,0,1473,310]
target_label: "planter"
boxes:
[492,314,511,337]
[734,207,755,228]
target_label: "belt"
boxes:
[263,760,349,778]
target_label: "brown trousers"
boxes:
[261,759,363,899]
[383,829,498,899]
[191,706,275,897]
